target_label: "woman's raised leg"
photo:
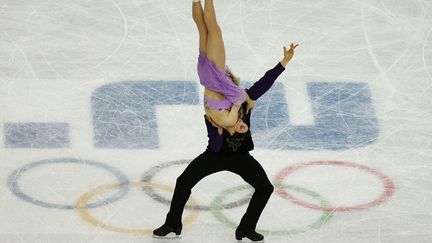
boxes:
[193,0,208,54]
[204,0,226,70]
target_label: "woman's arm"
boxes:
[208,104,241,128]
[205,114,224,135]
[205,89,250,127]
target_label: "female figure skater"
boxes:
[194,0,253,135]
[153,0,298,241]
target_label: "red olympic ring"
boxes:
[274,160,395,212]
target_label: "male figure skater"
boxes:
[153,44,297,241]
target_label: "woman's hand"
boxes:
[281,42,299,67]
[206,115,224,135]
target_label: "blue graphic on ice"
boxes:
[90,81,378,150]
[91,81,199,149]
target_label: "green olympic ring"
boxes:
[210,183,334,235]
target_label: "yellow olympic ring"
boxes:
[76,181,199,235]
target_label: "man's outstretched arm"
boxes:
[247,43,299,100]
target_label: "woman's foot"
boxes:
[235,229,264,242]
[153,224,182,237]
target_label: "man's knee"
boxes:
[264,183,274,195]
[255,181,274,195]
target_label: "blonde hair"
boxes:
[226,66,240,86]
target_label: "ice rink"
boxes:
[1,0,432,242]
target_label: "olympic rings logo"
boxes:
[7,158,395,236]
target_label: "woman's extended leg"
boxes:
[204,0,226,70]
[193,0,207,54]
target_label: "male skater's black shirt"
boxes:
[205,62,286,153]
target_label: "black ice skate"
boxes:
[153,224,182,238]
[235,229,264,242]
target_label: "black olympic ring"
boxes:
[140,160,252,211]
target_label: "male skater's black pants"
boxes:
[164,149,274,232]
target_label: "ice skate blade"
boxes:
[236,239,264,243]
[152,232,181,240]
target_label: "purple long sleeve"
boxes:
[246,62,285,100]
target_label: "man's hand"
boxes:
[281,42,299,67]
[244,90,254,114]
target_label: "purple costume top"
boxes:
[197,51,246,111]
[205,62,286,153]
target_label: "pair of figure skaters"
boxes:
[153,0,298,241]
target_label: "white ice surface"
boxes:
[1,0,432,242]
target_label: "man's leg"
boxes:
[155,151,224,235]
[228,153,274,235]
[204,0,226,70]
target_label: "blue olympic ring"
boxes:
[8,158,130,209]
